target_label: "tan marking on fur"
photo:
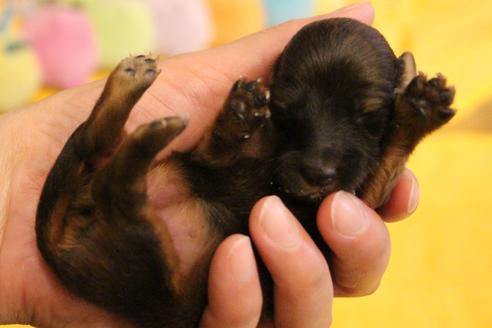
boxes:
[361,97,385,113]
[362,148,408,208]
[46,196,71,250]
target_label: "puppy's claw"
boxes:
[233,78,246,91]
[438,107,456,120]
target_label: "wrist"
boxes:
[0,114,15,249]
[0,89,102,325]
[0,114,22,324]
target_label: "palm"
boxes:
[0,54,255,326]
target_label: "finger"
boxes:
[317,191,391,297]
[200,235,262,328]
[378,169,420,222]
[250,196,333,328]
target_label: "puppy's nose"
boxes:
[301,164,337,186]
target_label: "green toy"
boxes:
[59,0,156,68]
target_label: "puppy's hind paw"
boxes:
[116,54,161,90]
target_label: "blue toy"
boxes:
[263,0,314,26]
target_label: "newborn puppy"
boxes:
[36,18,456,327]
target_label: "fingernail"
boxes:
[228,236,256,283]
[259,196,301,249]
[406,171,420,214]
[331,191,368,237]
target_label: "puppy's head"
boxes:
[270,18,404,202]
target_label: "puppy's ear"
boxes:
[396,52,417,93]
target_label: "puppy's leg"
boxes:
[92,116,186,273]
[76,54,161,164]
[361,73,456,208]
[37,55,191,327]
[38,54,161,255]
[191,78,274,166]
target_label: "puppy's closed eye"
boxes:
[357,109,389,137]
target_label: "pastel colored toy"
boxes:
[23,6,98,88]
[61,0,156,68]
[207,0,265,45]
[147,0,213,56]
[264,0,314,26]
[0,33,41,111]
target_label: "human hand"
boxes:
[200,168,418,328]
[0,3,418,327]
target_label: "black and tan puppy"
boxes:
[36,18,456,327]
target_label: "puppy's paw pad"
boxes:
[118,54,160,87]
[208,77,272,142]
[124,67,137,77]
[228,77,271,122]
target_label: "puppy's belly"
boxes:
[146,163,213,279]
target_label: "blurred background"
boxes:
[1,0,491,327]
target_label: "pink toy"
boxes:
[24,6,99,88]
[147,0,213,56]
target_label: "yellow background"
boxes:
[3,0,492,327]
[329,1,492,327]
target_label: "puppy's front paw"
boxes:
[220,78,271,140]
[191,78,274,166]
[115,54,161,91]
[398,73,456,133]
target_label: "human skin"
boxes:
[0,3,419,327]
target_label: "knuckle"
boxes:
[280,253,330,293]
